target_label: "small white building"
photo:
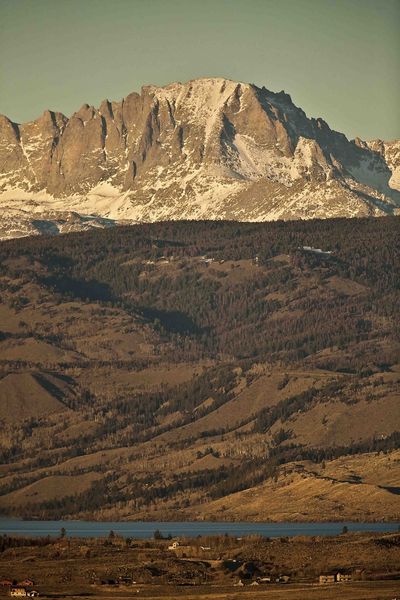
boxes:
[10,589,27,598]
[336,572,352,582]
[319,574,335,584]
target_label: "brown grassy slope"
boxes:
[0,337,80,363]
[155,368,340,444]
[271,393,400,447]
[196,469,399,522]
[0,472,101,507]
[90,450,397,522]
[0,372,68,421]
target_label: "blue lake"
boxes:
[0,519,398,538]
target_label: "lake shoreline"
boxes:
[0,518,398,539]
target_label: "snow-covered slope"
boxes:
[0,77,399,239]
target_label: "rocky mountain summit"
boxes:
[0,77,399,238]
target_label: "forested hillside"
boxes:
[0,217,399,521]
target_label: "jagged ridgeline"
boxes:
[0,217,399,521]
[0,78,399,239]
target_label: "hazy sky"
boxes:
[0,0,399,140]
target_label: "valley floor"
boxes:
[1,532,399,599]
[1,581,397,599]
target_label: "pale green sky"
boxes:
[0,0,399,140]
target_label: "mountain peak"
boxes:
[0,76,399,239]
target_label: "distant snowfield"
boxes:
[1,167,398,241]
[1,147,398,240]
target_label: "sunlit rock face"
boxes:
[0,77,399,238]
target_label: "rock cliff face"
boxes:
[0,77,399,238]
